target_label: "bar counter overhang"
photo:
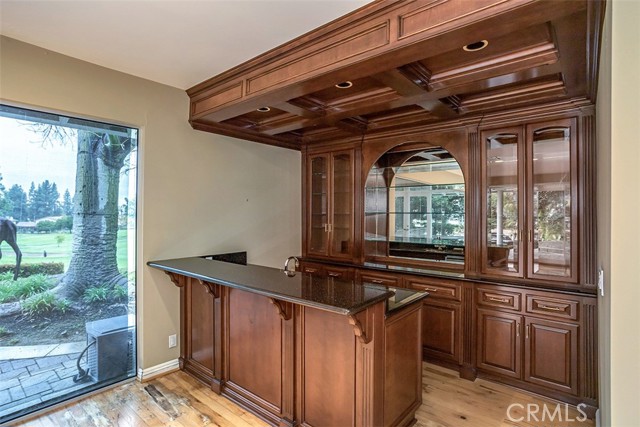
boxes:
[148,256,428,427]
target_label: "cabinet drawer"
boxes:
[325,266,355,280]
[301,262,324,276]
[405,278,461,302]
[359,272,400,287]
[526,295,579,321]
[477,288,522,311]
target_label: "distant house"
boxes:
[16,221,36,233]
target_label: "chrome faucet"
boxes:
[284,256,299,275]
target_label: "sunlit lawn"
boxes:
[0,232,131,272]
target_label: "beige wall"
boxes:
[0,36,302,369]
[598,0,640,425]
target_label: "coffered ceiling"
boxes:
[186,0,605,150]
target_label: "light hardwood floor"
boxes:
[15,364,594,427]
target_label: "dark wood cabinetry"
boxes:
[305,149,356,261]
[405,277,463,366]
[480,118,581,287]
[475,284,593,411]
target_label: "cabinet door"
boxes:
[329,150,354,259]
[308,154,329,256]
[476,309,522,379]
[421,300,462,364]
[524,317,578,395]
[481,128,524,278]
[526,119,578,283]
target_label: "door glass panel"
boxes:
[309,156,328,253]
[331,153,352,255]
[486,134,519,272]
[532,127,571,276]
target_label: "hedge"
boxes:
[0,262,64,277]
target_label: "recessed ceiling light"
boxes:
[256,107,271,112]
[335,81,353,89]
[463,40,489,52]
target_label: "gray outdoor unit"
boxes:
[85,314,136,382]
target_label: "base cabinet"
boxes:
[405,277,463,366]
[299,261,598,416]
[475,284,594,414]
[524,317,579,395]
[420,301,462,364]
[477,309,522,379]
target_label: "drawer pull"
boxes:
[488,296,510,303]
[425,287,438,292]
[305,268,318,273]
[517,322,520,337]
[371,279,384,284]
[538,304,563,312]
[327,272,341,277]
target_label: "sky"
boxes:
[0,116,77,197]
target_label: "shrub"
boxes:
[0,326,8,337]
[22,292,70,317]
[0,262,64,277]
[110,285,128,302]
[0,274,55,303]
[83,286,110,304]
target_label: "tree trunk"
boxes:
[61,131,129,299]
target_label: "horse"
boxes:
[0,218,22,280]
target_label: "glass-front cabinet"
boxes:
[307,150,354,259]
[364,147,465,268]
[481,118,577,283]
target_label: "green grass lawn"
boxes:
[0,231,132,272]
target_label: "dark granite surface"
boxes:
[362,261,465,279]
[147,256,408,315]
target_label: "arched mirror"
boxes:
[364,146,465,268]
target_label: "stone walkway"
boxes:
[0,341,89,422]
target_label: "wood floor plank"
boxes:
[14,363,594,427]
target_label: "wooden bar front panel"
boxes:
[225,288,283,418]
[182,277,216,387]
[384,304,422,427]
[299,307,355,427]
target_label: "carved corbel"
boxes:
[166,272,185,288]
[197,279,220,298]
[348,314,371,344]
[268,298,293,321]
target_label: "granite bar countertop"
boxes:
[148,256,425,316]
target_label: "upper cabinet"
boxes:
[364,147,465,269]
[481,118,578,284]
[306,149,355,260]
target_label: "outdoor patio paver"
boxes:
[0,367,27,382]
[0,378,20,392]
[0,390,11,406]
[22,381,52,398]
[0,342,129,423]
[9,358,35,370]
[8,386,25,401]
[35,354,71,369]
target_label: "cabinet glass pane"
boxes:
[309,156,328,253]
[532,127,571,277]
[364,167,388,256]
[332,153,352,255]
[486,134,519,272]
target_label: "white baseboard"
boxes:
[137,359,179,382]
[595,408,601,427]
